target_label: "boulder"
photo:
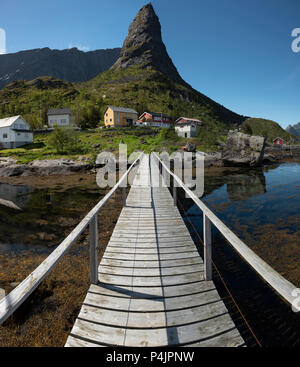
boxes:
[222,131,266,166]
[184,142,197,153]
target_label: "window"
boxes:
[106,113,108,117]
[25,133,28,138]
[110,119,112,122]
[3,133,7,139]
[117,118,120,123]
[61,119,67,124]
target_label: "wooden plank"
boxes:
[77,300,227,328]
[69,314,241,347]
[84,288,220,312]
[100,257,203,268]
[99,272,204,287]
[183,328,245,347]
[65,335,104,347]
[104,246,198,254]
[98,263,203,276]
[103,252,200,261]
[88,281,215,299]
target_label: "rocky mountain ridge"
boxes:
[0,47,121,90]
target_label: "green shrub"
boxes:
[48,126,80,154]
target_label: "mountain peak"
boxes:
[111,3,184,83]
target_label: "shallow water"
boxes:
[0,174,105,253]
[185,161,300,286]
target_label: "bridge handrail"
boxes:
[0,152,144,325]
[152,152,296,306]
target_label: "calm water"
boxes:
[0,175,104,254]
[180,161,300,346]
[185,161,300,286]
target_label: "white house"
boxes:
[47,108,74,127]
[0,115,33,149]
[175,117,203,138]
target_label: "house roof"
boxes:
[0,115,23,128]
[273,137,286,142]
[175,117,202,124]
[139,112,172,119]
[105,106,138,114]
[47,108,72,116]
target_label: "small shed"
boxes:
[273,137,286,145]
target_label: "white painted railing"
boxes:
[152,152,297,306]
[0,153,143,325]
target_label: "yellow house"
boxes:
[104,106,139,127]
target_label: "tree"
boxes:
[48,126,79,153]
[243,123,253,135]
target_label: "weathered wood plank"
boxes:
[99,272,204,287]
[99,264,203,277]
[100,257,203,268]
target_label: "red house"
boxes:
[273,137,286,145]
[136,112,172,128]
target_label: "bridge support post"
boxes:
[89,214,99,285]
[122,186,126,207]
[204,214,212,281]
[173,183,177,206]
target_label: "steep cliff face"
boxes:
[0,47,121,89]
[111,3,184,84]
[286,123,300,137]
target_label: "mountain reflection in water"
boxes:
[184,161,300,286]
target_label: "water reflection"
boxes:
[184,161,300,286]
[0,183,34,210]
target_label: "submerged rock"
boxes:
[222,131,266,166]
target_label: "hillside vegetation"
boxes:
[0,65,246,132]
[241,118,295,143]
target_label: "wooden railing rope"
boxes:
[0,153,144,325]
[152,152,297,307]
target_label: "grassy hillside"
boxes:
[0,65,246,132]
[241,118,295,143]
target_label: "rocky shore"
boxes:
[0,157,93,177]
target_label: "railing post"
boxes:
[89,214,99,285]
[173,180,177,206]
[122,186,126,207]
[204,214,212,281]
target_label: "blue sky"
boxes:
[0,0,300,127]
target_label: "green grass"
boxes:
[0,128,196,164]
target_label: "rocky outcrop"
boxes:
[0,158,92,177]
[222,131,266,166]
[0,47,121,90]
[264,145,300,160]
[184,142,197,152]
[111,3,184,84]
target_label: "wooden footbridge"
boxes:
[0,153,297,347]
